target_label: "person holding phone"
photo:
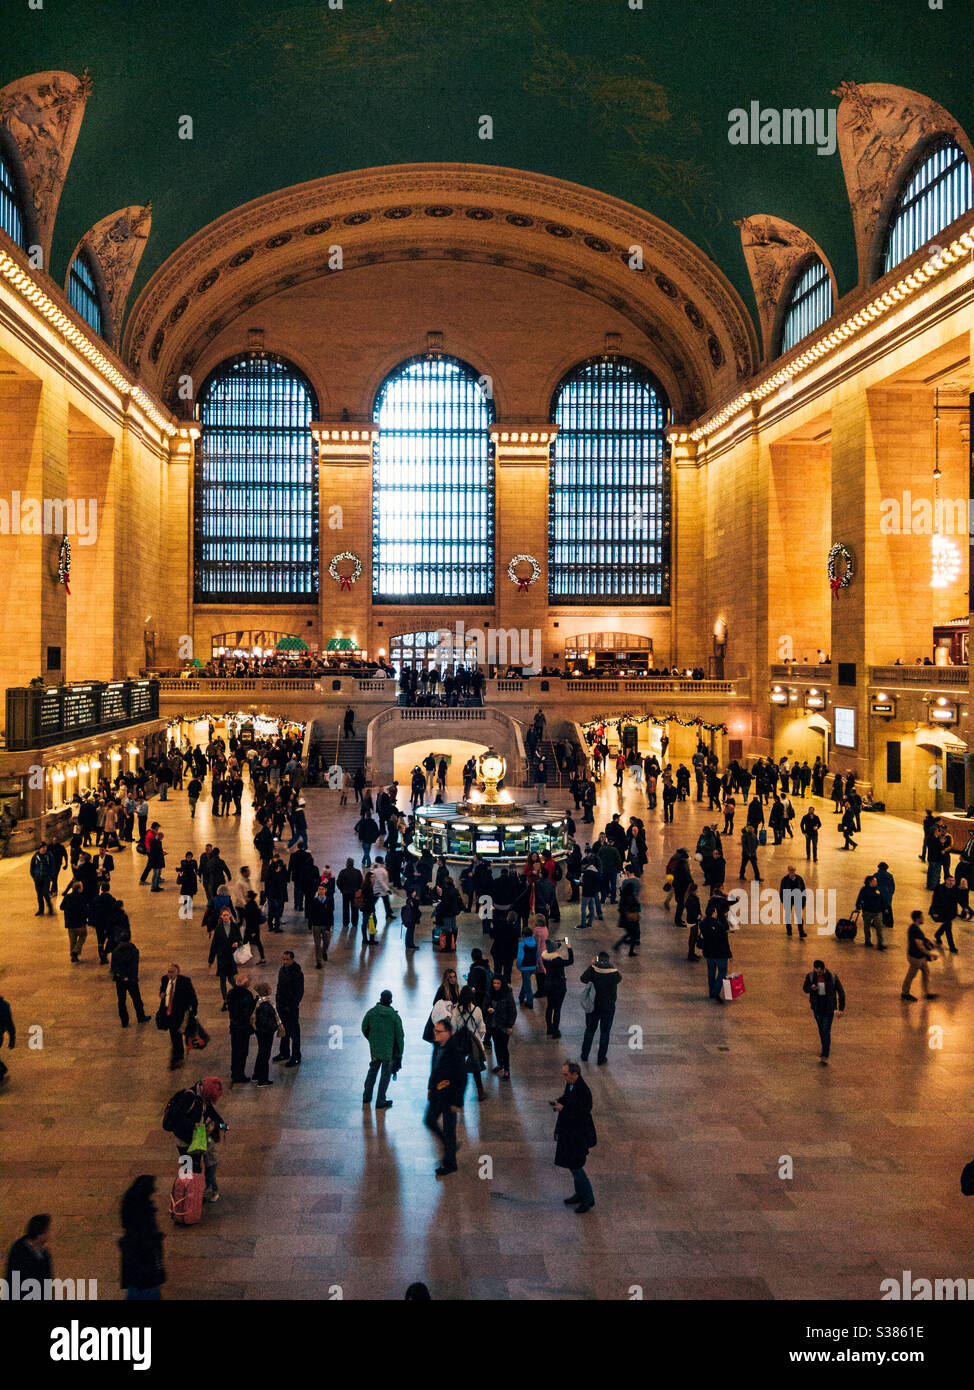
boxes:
[802,959,846,1065]
[541,936,574,1038]
[551,1061,597,1214]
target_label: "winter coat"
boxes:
[362,1002,405,1063]
[553,1075,597,1170]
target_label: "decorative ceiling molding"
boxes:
[832,81,974,285]
[0,69,91,266]
[67,204,152,351]
[123,164,759,418]
[735,215,836,362]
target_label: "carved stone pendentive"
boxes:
[123,164,759,416]
[0,69,91,265]
[734,214,836,361]
[66,204,152,350]
[832,81,974,286]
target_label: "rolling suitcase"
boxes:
[835,909,859,941]
[170,1167,205,1225]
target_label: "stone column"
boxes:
[162,426,197,668]
[312,424,377,657]
[0,376,68,686]
[491,425,556,671]
[830,380,936,782]
[669,434,700,671]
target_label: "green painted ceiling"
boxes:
[5,0,973,331]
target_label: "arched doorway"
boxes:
[393,737,490,792]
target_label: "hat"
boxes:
[379,989,393,1004]
[200,1077,223,1101]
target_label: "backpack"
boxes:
[162,1088,196,1135]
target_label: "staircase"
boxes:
[309,721,367,781]
[527,737,573,791]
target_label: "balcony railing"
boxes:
[399,708,486,720]
[157,674,740,700]
[770,665,832,681]
[870,666,969,688]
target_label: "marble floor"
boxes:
[1,772,972,1301]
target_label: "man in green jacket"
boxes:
[361,989,405,1109]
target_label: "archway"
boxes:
[393,736,489,793]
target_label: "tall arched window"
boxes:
[883,139,973,274]
[0,147,27,249]
[549,356,670,604]
[194,353,318,603]
[372,355,494,604]
[779,258,833,354]
[67,250,105,337]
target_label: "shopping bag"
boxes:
[721,972,745,1001]
[233,942,253,965]
[187,1121,208,1154]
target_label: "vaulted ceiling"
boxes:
[4,0,972,331]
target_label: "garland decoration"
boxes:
[582,712,728,733]
[328,552,363,591]
[58,535,71,595]
[827,542,854,598]
[507,553,541,593]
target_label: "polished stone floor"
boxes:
[1,772,972,1301]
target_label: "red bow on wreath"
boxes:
[516,576,530,593]
[339,575,352,591]
[830,577,842,599]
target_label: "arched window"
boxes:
[194,353,318,603]
[0,146,27,249]
[372,355,494,604]
[67,250,105,337]
[549,357,670,604]
[883,138,973,275]
[779,258,833,354]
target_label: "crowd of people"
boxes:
[5,706,968,1296]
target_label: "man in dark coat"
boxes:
[226,976,256,1084]
[0,993,14,1085]
[275,950,304,1067]
[802,959,846,1064]
[489,909,520,985]
[158,963,198,1069]
[110,932,150,1027]
[208,908,242,1006]
[29,844,54,915]
[424,1018,467,1176]
[552,1061,597,1212]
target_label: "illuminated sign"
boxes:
[834,707,856,748]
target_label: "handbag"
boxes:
[422,1013,436,1043]
[233,942,253,965]
[187,1121,208,1154]
[581,980,597,1013]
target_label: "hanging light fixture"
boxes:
[930,390,961,587]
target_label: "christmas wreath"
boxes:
[58,535,71,595]
[328,552,362,591]
[827,542,853,597]
[507,553,541,593]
